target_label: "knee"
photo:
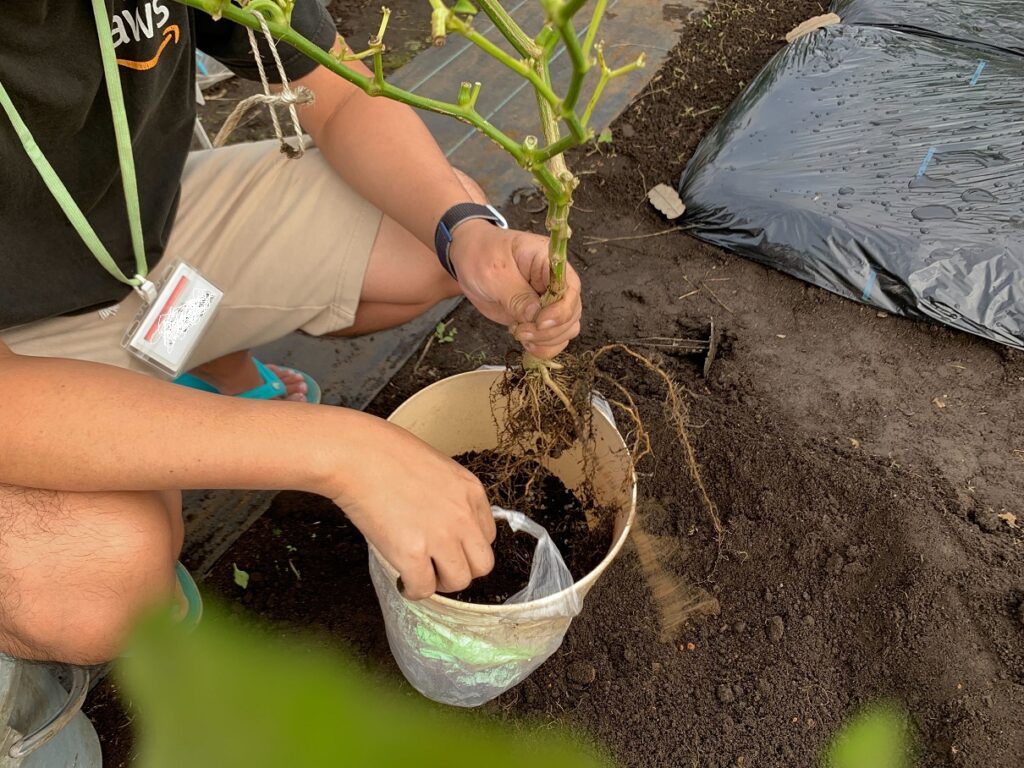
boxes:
[8,492,181,664]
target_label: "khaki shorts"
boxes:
[1,140,382,373]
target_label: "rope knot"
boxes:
[211,10,312,156]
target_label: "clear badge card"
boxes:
[123,262,223,377]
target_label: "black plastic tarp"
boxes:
[832,0,1024,56]
[678,24,1024,349]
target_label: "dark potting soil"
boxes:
[444,451,614,604]
[94,1,1024,766]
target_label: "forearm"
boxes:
[0,349,361,496]
[296,49,482,248]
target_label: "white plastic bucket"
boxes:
[368,368,636,706]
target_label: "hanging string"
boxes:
[213,8,313,157]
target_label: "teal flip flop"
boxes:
[175,561,204,632]
[173,358,322,404]
[116,561,201,664]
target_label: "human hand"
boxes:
[449,221,583,359]
[327,413,496,599]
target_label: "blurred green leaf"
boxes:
[232,563,249,589]
[823,702,916,768]
[597,128,613,144]
[118,603,611,768]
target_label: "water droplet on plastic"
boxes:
[909,175,955,190]
[911,205,957,222]
[838,201,854,209]
[839,187,854,195]
[961,188,997,203]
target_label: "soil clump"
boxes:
[446,450,614,604]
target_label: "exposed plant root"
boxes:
[592,344,723,540]
[592,373,652,464]
[522,351,579,423]
[465,342,722,638]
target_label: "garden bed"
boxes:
[91,0,1024,765]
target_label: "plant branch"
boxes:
[581,0,607,60]
[556,18,589,114]
[475,0,542,59]
[445,15,559,107]
[581,43,646,127]
[531,132,577,164]
[556,0,589,22]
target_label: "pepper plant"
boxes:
[176,0,644,378]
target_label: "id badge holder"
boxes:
[122,261,223,378]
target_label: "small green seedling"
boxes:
[434,320,458,344]
[597,127,613,144]
[457,348,488,366]
[232,563,250,590]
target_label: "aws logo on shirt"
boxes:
[112,0,180,72]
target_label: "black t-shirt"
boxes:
[0,0,335,331]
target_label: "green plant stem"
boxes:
[581,48,646,127]
[556,19,588,114]
[446,17,559,107]
[475,0,542,59]
[532,56,575,302]
[545,199,572,302]
[581,0,607,59]
[535,24,559,54]
[532,133,577,164]
[428,0,449,44]
[580,65,610,127]
[555,0,589,23]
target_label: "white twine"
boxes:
[213,8,312,157]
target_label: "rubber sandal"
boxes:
[175,561,204,633]
[173,358,322,404]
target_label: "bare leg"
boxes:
[330,168,485,337]
[327,213,462,337]
[0,485,184,664]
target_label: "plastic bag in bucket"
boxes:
[368,507,582,707]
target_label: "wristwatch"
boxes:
[434,203,509,280]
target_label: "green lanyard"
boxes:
[0,0,152,297]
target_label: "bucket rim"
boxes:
[374,368,638,615]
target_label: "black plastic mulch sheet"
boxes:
[678,25,1024,349]
[832,0,1024,56]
